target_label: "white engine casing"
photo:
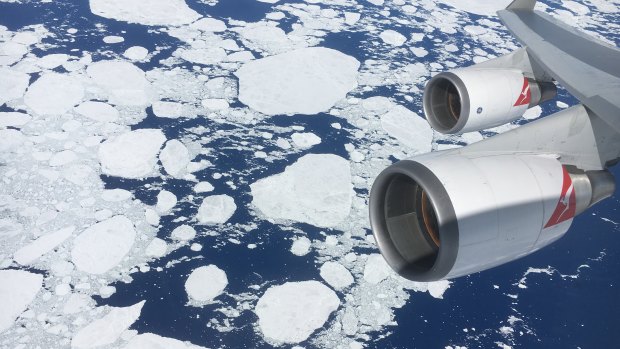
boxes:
[423,68,555,134]
[368,152,613,281]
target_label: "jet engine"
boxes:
[423,68,557,134]
[369,152,615,281]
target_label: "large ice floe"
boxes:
[255,281,340,344]
[196,195,237,224]
[235,47,360,115]
[0,270,42,333]
[71,301,145,348]
[250,154,353,228]
[185,265,228,304]
[24,73,84,115]
[89,0,201,26]
[87,60,155,107]
[98,129,166,178]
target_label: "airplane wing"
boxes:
[498,0,620,133]
[369,0,620,282]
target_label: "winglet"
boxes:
[506,0,537,10]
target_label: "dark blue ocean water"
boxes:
[1,0,618,348]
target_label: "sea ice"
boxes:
[171,225,196,241]
[156,190,177,213]
[255,281,340,344]
[87,60,154,107]
[13,226,75,265]
[185,265,228,303]
[99,129,166,178]
[144,238,168,258]
[124,46,149,61]
[235,47,359,115]
[152,101,184,118]
[190,17,227,32]
[159,140,190,178]
[90,0,201,26]
[438,0,512,16]
[380,105,433,153]
[0,67,29,106]
[74,101,120,122]
[71,215,137,274]
[363,254,393,284]
[0,270,42,333]
[24,73,84,115]
[291,132,321,149]
[320,261,354,290]
[196,195,237,224]
[379,30,407,46]
[103,35,124,44]
[290,236,311,256]
[193,181,214,193]
[250,154,353,228]
[122,333,208,349]
[71,301,145,348]
[201,98,229,111]
[0,112,31,128]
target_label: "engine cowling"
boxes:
[369,152,615,281]
[423,68,557,134]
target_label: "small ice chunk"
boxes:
[255,281,340,344]
[0,67,30,106]
[379,30,407,46]
[291,132,321,149]
[190,17,227,32]
[197,195,237,224]
[24,73,84,115]
[201,98,229,111]
[381,105,433,152]
[523,105,543,120]
[410,47,428,57]
[123,46,149,61]
[156,190,177,213]
[290,237,311,256]
[90,0,201,26]
[71,216,136,274]
[0,270,43,333]
[0,112,31,128]
[122,333,209,349]
[101,189,132,202]
[276,138,291,150]
[103,35,124,44]
[250,154,353,228]
[99,129,166,179]
[363,254,392,284]
[152,101,184,118]
[13,226,75,265]
[185,265,228,303]
[74,101,119,122]
[159,140,190,178]
[320,261,354,290]
[193,181,214,193]
[144,238,167,258]
[344,12,361,25]
[236,47,359,116]
[171,224,196,241]
[71,301,145,349]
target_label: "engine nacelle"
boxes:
[423,68,557,134]
[369,152,615,281]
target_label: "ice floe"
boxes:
[291,132,322,149]
[235,47,359,116]
[156,190,177,214]
[160,140,191,178]
[380,105,433,152]
[0,270,42,333]
[255,281,340,344]
[290,236,311,256]
[0,67,29,106]
[196,195,237,224]
[87,60,154,107]
[124,46,149,61]
[320,261,354,290]
[24,73,84,115]
[122,333,208,349]
[379,30,407,46]
[99,129,166,178]
[74,101,120,122]
[71,215,137,274]
[171,224,196,241]
[185,265,228,303]
[438,0,513,16]
[250,154,353,228]
[13,226,75,265]
[71,301,145,348]
[0,112,31,128]
[89,0,201,26]
[152,101,185,118]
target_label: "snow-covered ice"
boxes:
[194,181,214,193]
[99,129,166,178]
[122,333,208,349]
[145,238,168,258]
[235,47,359,115]
[379,30,407,46]
[185,265,228,303]
[156,190,177,214]
[190,17,227,32]
[250,154,353,228]
[0,270,42,333]
[152,101,184,118]
[196,195,237,224]
[171,224,196,241]
[363,254,393,284]
[123,46,149,61]
[103,35,124,44]
[0,112,31,128]
[0,67,29,106]
[438,0,513,16]
[291,132,321,149]
[13,226,75,265]
[89,0,201,26]
[159,140,190,178]
[87,60,154,107]
[71,215,137,274]
[290,236,311,256]
[255,281,340,344]
[71,301,145,348]
[320,261,354,290]
[74,101,120,122]
[24,73,84,115]
[381,105,433,152]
